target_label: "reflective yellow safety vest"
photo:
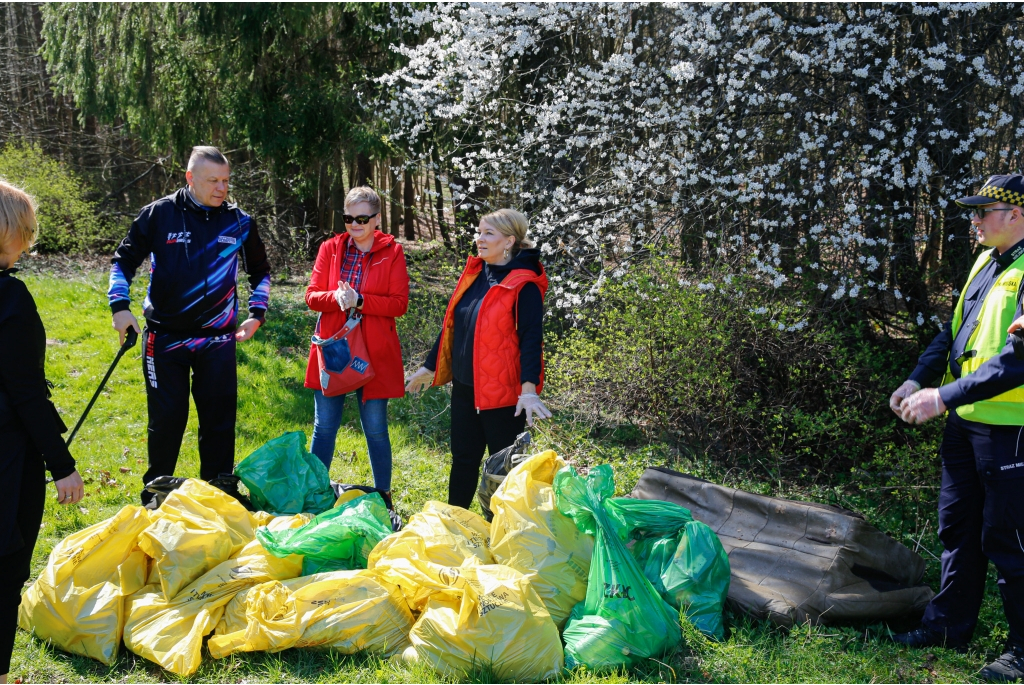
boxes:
[943,249,1024,425]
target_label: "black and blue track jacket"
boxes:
[108,188,271,337]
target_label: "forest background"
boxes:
[3,2,1024,682]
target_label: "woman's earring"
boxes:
[503,246,510,260]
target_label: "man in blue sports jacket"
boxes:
[108,146,271,505]
[889,174,1024,682]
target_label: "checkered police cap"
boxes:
[955,174,1024,208]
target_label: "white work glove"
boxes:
[405,366,433,394]
[515,393,552,427]
[889,379,921,415]
[900,388,946,425]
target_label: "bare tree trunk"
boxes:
[403,166,415,241]
[389,161,402,236]
[431,148,452,249]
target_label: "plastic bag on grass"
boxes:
[208,569,414,658]
[123,514,307,676]
[477,431,532,521]
[368,501,493,613]
[402,563,563,681]
[610,498,731,639]
[235,431,335,514]
[18,506,152,665]
[488,449,593,628]
[139,479,266,600]
[257,492,393,575]
[554,464,681,670]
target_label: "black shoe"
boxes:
[980,645,1024,682]
[890,626,968,652]
[208,473,254,511]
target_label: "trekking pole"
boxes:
[65,328,139,448]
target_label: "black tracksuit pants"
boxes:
[447,379,526,510]
[921,412,1024,647]
[141,329,236,504]
[0,445,45,676]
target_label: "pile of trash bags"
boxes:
[19,433,731,680]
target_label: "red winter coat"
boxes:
[432,256,548,410]
[305,231,409,400]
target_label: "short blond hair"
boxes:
[0,180,38,253]
[344,186,381,214]
[481,208,534,255]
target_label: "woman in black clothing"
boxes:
[405,208,551,509]
[0,181,84,684]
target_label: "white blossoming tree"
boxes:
[382,2,1024,335]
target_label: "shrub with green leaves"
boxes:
[546,255,940,481]
[0,141,122,253]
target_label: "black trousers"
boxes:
[448,379,526,510]
[141,329,237,504]
[0,444,45,676]
[921,412,1024,647]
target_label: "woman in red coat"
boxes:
[405,208,551,509]
[305,187,408,506]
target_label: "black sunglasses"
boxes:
[343,213,379,225]
[970,207,1014,220]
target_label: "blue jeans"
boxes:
[311,388,392,491]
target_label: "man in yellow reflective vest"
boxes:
[889,174,1024,682]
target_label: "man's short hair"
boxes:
[187,146,229,171]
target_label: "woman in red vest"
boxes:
[305,187,409,509]
[406,208,551,509]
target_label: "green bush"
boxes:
[545,256,942,483]
[0,141,123,253]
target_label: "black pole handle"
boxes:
[65,328,140,448]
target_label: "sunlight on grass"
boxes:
[8,259,997,684]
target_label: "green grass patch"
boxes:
[6,257,1004,683]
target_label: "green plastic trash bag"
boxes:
[554,464,681,670]
[257,492,393,575]
[235,432,335,515]
[610,498,731,639]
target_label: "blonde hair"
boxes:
[344,186,381,214]
[481,208,534,255]
[0,180,38,254]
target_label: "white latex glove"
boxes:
[405,366,433,394]
[900,388,946,425]
[335,281,359,310]
[515,393,552,427]
[889,379,921,415]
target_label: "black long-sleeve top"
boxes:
[909,239,1024,410]
[423,249,544,386]
[0,269,76,480]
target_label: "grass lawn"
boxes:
[5,255,1005,683]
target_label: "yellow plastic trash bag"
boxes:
[489,449,594,628]
[123,514,306,676]
[403,563,563,681]
[18,505,152,665]
[368,501,493,612]
[208,569,414,658]
[138,479,266,600]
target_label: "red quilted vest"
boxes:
[432,256,548,410]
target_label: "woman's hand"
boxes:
[515,392,552,427]
[335,281,359,310]
[1009,315,1024,335]
[405,366,433,394]
[54,470,85,505]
